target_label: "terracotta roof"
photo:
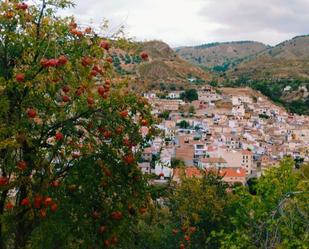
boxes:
[173,167,202,178]
[219,168,246,177]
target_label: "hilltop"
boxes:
[229,35,309,80]
[175,41,268,72]
[110,40,212,90]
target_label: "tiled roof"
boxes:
[173,167,202,178]
[220,168,246,177]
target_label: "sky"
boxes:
[62,0,309,47]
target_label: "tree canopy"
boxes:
[0,1,152,248]
[180,89,198,102]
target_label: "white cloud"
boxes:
[60,0,309,47]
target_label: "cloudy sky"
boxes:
[63,0,309,47]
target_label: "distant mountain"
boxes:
[110,40,212,90]
[229,35,309,80]
[175,41,268,72]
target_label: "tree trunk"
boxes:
[0,190,8,249]
[14,211,34,249]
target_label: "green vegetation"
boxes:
[159,110,171,120]
[136,158,309,249]
[188,105,195,114]
[213,62,230,72]
[171,158,185,168]
[180,89,198,102]
[0,1,154,248]
[177,120,190,129]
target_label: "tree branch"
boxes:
[36,0,47,40]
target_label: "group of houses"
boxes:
[138,87,309,186]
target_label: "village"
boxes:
[138,87,309,185]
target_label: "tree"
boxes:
[158,110,171,120]
[167,170,233,249]
[188,105,195,115]
[209,81,218,87]
[221,158,309,249]
[134,158,309,249]
[177,120,190,129]
[180,89,198,102]
[0,1,153,248]
[171,158,185,169]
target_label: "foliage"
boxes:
[0,1,153,248]
[222,158,309,249]
[171,158,185,169]
[134,158,309,249]
[209,81,218,87]
[158,110,171,120]
[188,106,195,114]
[180,89,198,102]
[177,120,190,129]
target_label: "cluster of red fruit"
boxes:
[140,51,149,61]
[91,210,122,246]
[140,118,148,126]
[5,196,58,217]
[0,176,9,186]
[16,2,28,11]
[55,131,64,141]
[27,108,36,118]
[81,55,111,80]
[172,226,197,249]
[17,160,27,171]
[15,73,25,82]
[97,79,111,98]
[91,203,147,246]
[69,23,93,37]
[4,2,28,19]
[40,55,68,68]
[61,85,71,103]
[89,65,104,78]
[69,22,83,37]
[123,154,135,165]
[100,40,110,51]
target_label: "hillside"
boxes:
[175,41,268,72]
[110,41,212,90]
[229,35,309,80]
[225,35,309,115]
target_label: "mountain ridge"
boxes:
[175,40,268,72]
